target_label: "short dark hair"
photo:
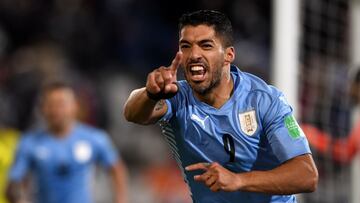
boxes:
[178,10,234,47]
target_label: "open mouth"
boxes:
[189,64,206,82]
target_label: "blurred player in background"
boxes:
[6,82,128,203]
[124,10,318,203]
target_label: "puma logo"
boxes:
[191,114,209,128]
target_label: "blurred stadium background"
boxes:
[0,0,359,203]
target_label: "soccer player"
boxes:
[124,10,318,203]
[6,82,128,203]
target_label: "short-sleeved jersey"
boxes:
[9,123,119,203]
[160,65,311,203]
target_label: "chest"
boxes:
[30,139,95,174]
[177,104,267,170]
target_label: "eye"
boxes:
[202,44,213,49]
[180,44,190,49]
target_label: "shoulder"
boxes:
[234,68,291,118]
[20,128,45,142]
[17,129,45,151]
[240,71,284,104]
[74,123,110,144]
[76,122,107,135]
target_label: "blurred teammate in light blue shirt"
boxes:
[6,82,128,203]
[124,10,318,203]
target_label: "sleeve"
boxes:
[95,132,119,168]
[261,90,311,163]
[9,136,32,182]
[160,99,173,121]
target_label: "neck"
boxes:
[194,68,233,109]
[48,121,74,138]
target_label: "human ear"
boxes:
[224,47,235,64]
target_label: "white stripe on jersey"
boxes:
[160,121,192,196]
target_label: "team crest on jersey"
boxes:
[73,141,92,163]
[239,110,258,136]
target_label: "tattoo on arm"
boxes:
[155,100,165,111]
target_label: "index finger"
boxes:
[185,162,211,171]
[169,51,183,72]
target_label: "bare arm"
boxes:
[186,154,318,194]
[237,154,318,194]
[124,52,182,125]
[123,88,168,125]
[109,161,129,203]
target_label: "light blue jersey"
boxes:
[9,123,118,203]
[160,65,311,203]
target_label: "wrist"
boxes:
[235,172,248,191]
[146,89,162,101]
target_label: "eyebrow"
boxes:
[199,39,215,44]
[179,39,190,44]
[179,39,215,44]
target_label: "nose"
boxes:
[189,45,202,61]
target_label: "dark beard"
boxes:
[185,67,222,95]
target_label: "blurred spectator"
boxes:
[6,82,128,203]
[300,55,351,139]
[303,68,360,163]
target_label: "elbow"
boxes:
[309,171,319,192]
[303,167,319,193]
[297,154,319,193]
[123,104,133,122]
[123,105,139,124]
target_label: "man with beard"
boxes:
[124,10,318,203]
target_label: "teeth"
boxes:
[190,66,204,71]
